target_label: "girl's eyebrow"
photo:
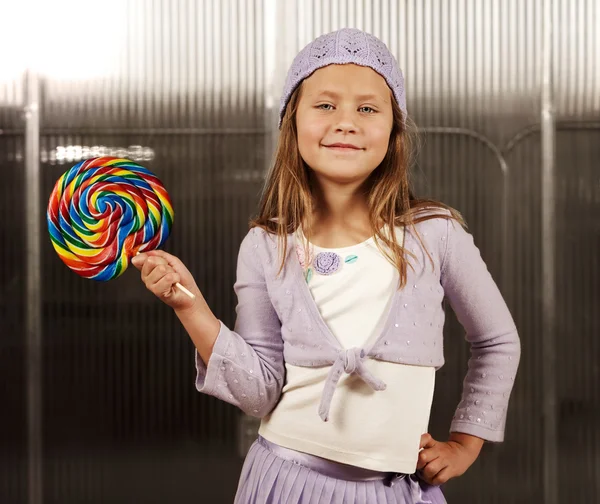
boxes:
[309,90,388,103]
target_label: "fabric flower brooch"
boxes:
[297,245,358,283]
[313,252,340,275]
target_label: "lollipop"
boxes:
[47,156,194,298]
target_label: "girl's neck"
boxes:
[308,186,373,249]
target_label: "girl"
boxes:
[132,28,520,504]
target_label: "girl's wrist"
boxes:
[448,432,484,456]
[175,300,216,326]
[174,300,203,318]
[175,301,221,364]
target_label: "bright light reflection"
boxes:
[0,0,126,82]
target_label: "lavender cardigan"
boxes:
[195,213,521,442]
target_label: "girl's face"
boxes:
[295,63,394,187]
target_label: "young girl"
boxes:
[132,28,520,504]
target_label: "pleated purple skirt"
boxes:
[234,436,447,504]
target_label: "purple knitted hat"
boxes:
[278,28,407,128]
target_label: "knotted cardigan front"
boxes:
[195,212,521,442]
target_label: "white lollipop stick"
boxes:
[175,283,195,299]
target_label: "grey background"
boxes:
[0,0,598,502]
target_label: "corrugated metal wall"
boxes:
[1,1,598,503]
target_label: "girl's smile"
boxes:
[321,142,365,153]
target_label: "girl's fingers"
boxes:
[150,271,182,298]
[421,458,446,484]
[417,447,439,470]
[145,263,174,287]
[138,251,193,286]
[145,250,186,270]
[417,434,439,470]
[431,466,453,486]
[420,433,436,450]
[130,254,146,270]
[133,251,197,308]
[140,255,169,282]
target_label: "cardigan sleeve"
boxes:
[194,228,285,418]
[440,217,521,442]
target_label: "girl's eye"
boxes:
[315,104,376,113]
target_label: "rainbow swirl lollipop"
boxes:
[47,156,176,282]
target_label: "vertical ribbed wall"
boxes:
[0,73,27,504]
[0,1,597,502]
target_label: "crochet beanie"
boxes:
[278,28,407,128]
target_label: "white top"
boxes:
[259,228,436,473]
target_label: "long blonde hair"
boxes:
[250,82,464,288]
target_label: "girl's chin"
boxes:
[311,167,374,185]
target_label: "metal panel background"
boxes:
[0,73,27,504]
[0,0,598,503]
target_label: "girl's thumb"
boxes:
[131,254,147,269]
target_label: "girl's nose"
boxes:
[334,109,358,134]
[335,124,357,134]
